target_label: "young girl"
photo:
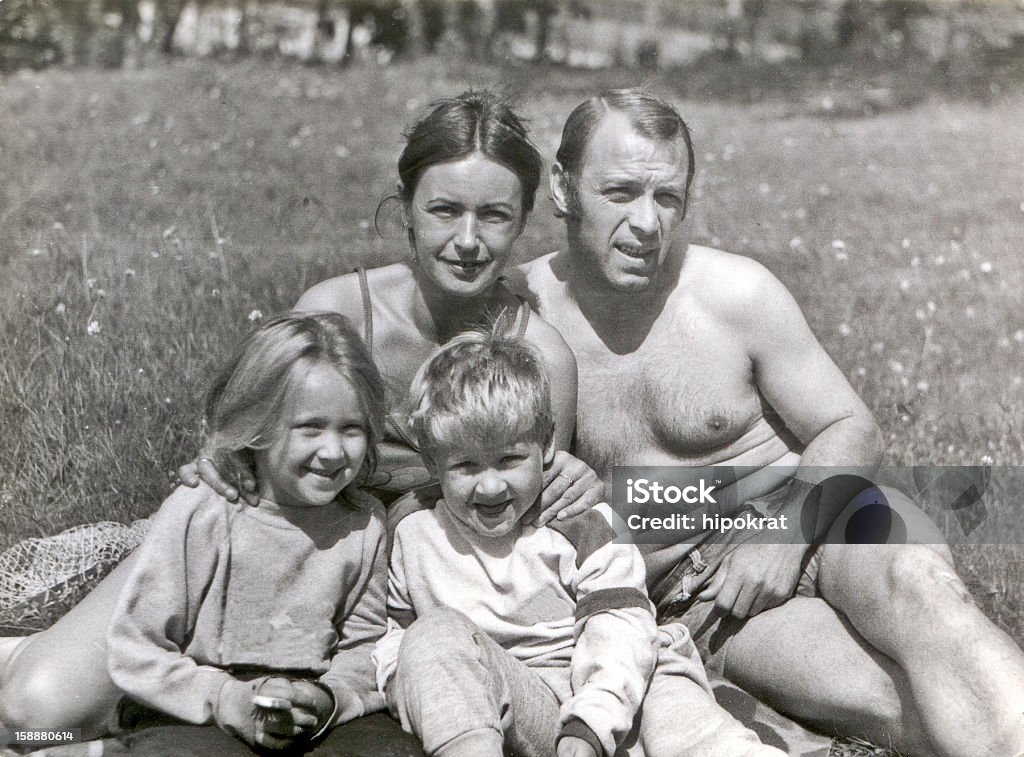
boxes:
[106,312,414,756]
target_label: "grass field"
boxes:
[1,53,1023,735]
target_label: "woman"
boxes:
[0,90,599,742]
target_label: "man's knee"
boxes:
[880,544,976,617]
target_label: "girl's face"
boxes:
[254,362,368,508]
[406,153,526,298]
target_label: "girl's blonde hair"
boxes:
[203,311,385,488]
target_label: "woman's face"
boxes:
[406,153,526,298]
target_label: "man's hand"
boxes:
[287,681,335,737]
[176,456,260,507]
[535,451,604,526]
[696,542,808,619]
[557,735,598,757]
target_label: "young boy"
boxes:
[373,324,784,757]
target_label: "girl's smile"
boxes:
[254,362,368,508]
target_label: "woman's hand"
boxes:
[176,456,260,507]
[534,451,604,527]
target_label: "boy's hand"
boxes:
[536,451,604,526]
[557,735,598,757]
[288,681,335,736]
[176,456,260,507]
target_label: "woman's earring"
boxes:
[406,225,417,263]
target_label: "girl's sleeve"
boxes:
[107,487,230,724]
[370,521,416,696]
[319,506,388,726]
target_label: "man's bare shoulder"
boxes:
[516,251,560,288]
[682,245,790,315]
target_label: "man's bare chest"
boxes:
[561,312,763,457]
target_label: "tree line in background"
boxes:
[1,0,1021,73]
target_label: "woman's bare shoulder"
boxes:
[295,263,410,315]
[523,309,576,371]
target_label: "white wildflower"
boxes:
[86,320,101,336]
[248,309,264,322]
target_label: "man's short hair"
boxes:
[555,88,696,210]
[409,316,554,461]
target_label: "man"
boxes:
[514,89,1024,757]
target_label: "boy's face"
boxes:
[433,435,551,538]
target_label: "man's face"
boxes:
[557,111,690,292]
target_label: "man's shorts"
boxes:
[651,481,825,675]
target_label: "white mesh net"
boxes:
[0,519,150,635]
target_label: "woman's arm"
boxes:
[525,316,604,525]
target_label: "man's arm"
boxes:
[699,257,882,618]
[742,262,882,471]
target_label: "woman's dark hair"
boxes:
[396,89,543,213]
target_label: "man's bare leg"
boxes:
[0,551,137,737]
[722,596,933,755]
[816,540,1024,757]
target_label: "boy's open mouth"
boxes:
[474,500,513,518]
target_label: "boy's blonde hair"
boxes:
[409,317,554,462]
[204,311,385,486]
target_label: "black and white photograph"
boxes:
[1,1,1023,755]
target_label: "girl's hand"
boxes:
[176,456,260,507]
[288,681,335,736]
[535,451,604,527]
[216,677,301,749]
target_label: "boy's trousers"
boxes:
[388,608,786,757]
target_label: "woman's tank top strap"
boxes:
[355,267,373,353]
[513,296,530,338]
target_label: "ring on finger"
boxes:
[556,473,575,486]
[198,456,214,466]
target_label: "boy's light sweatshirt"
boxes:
[374,499,658,756]
[108,483,386,729]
